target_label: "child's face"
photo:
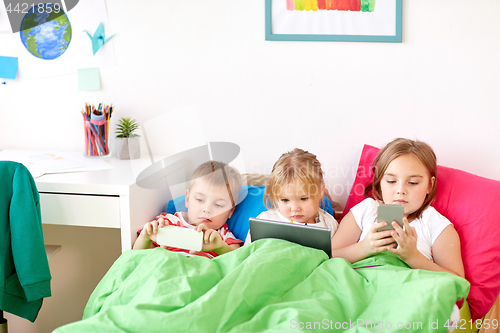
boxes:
[185,178,235,230]
[380,154,435,218]
[275,181,323,224]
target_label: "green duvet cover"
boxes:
[53,239,469,332]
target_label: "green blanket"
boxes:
[53,240,469,332]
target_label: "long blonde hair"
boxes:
[264,148,324,209]
[364,138,437,220]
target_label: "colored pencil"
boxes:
[82,103,113,156]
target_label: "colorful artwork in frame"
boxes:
[265,0,402,42]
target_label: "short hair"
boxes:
[364,138,437,220]
[190,161,242,208]
[264,148,324,209]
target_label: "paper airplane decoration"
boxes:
[84,22,115,55]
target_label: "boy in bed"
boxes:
[133,161,244,258]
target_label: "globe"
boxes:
[20,5,72,60]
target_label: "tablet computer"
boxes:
[249,218,331,257]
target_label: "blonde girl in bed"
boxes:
[331,138,464,278]
[257,148,338,238]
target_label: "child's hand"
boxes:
[189,223,226,254]
[388,218,421,262]
[141,217,168,243]
[359,220,397,255]
[133,217,168,250]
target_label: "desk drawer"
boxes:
[40,193,121,228]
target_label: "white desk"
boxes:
[35,157,171,252]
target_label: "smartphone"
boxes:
[156,225,203,252]
[377,204,404,231]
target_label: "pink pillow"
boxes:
[342,144,500,320]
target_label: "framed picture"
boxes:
[265,0,403,43]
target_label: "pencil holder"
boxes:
[81,104,113,157]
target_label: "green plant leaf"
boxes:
[115,117,140,138]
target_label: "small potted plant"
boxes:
[115,117,141,160]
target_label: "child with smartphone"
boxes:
[331,138,464,278]
[133,161,244,258]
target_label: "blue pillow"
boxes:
[166,185,334,241]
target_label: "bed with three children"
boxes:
[53,142,500,333]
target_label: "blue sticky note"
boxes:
[84,22,115,55]
[0,56,19,79]
[78,67,101,91]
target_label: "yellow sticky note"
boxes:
[78,67,101,91]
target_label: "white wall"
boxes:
[1,1,499,331]
[2,0,499,208]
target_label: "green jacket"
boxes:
[0,161,51,322]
